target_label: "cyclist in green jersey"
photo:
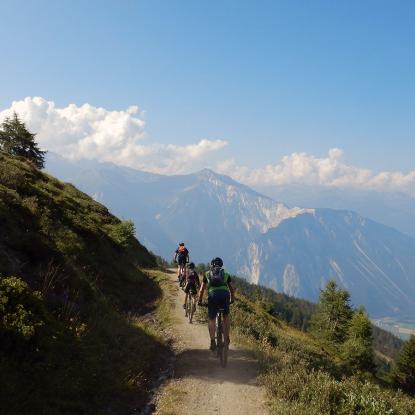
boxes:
[198,257,235,351]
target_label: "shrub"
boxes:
[0,159,26,190]
[107,220,136,248]
[0,276,44,342]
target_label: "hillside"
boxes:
[0,151,168,414]
[228,287,415,414]
[230,274,404,373]
[45,154,415,318]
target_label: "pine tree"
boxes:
[393,335,415,394]
[0,112,46,168]
[310,280,353,343]
[341,307,375,372]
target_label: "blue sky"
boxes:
[1,0,414,177]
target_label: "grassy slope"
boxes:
[0,152,169,414]
[229,292,415,415]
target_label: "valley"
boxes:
[373,318,415,340]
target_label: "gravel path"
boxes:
[154,272,269,415]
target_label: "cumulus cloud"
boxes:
[216,149,415,197]
[2,97,414,196]
[0,97,227,174]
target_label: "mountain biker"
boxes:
[174,242,189,283]
[183,262,200,310]
[197,257,235,351]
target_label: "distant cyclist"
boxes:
[183,262,200,310]
[198,257,235,351]
[174,242,189,283]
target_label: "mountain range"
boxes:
[45,153,415,318]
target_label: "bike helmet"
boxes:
[179,242,185,246]
[188,262,195,269]
[211,257,223,268]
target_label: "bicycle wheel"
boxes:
[184,295,189,317]
[223,334,228,367]
[216,314,224,366]
[188,295,194,323]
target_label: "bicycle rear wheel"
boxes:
[187,296,193,323]
[185,295,190,317]
[216,314,225,366]
[223,337,228,367]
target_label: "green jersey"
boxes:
[203,269,232,293]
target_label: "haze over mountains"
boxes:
[46,153,415,318]
[255,184,415,239]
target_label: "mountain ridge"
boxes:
[45,154,415,318]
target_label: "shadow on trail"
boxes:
[174,348,259,385]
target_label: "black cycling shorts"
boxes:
[184,282,198,294]
[208,290,230,320]
[177,255,187,265]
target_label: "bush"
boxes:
[0,159,26,190]
[107,220,136,248]
[0,276,44,343]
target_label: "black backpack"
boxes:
[208,267,225,287]
[188,270,197,282]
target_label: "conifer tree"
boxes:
[310,280,353,343]
[393,335,415,394]
[0,112,46,168]
[341,307,375,372]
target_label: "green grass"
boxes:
[0,152,171,414]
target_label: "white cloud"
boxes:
[2,97,414,197]
[0,97,227,174]
[216,149,415,197]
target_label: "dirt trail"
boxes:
[154,271,269,415]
